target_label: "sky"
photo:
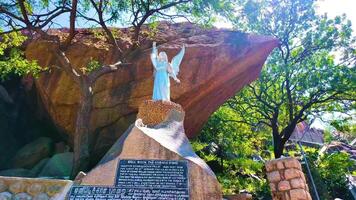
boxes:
[316,0,356,24]
[214,0,356,30]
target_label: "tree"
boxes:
[330,118,356,141]
[0,0,236,178]
[192,107,272,198]
[0,30,41,80]
[226,0,356,158]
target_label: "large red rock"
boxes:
[25,22,278,159]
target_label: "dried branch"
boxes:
[88,61,127,82]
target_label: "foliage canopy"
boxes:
[226,0,356,157]
[0,30,41,80]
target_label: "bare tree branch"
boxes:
[88,61,131,82]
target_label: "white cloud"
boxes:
[317,0,356,23]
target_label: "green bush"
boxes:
[193,107,272,199]
[0,31,41,80]
[304,148,354,200]
[318,152,354,199]
[196,106,355,199]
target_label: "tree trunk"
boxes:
[274,123,299,158]
[133,26,140,45]
[272,129,284,158]
[273,142,284,158]
[71,89,93,179]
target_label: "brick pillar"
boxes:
[265,157,312,200]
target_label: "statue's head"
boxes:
[158,52,168,62]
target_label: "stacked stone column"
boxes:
[265,157,312,200]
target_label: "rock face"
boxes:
[25,22,278,159]
[0,79,61,171]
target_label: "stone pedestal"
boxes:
[76,100,222,199]
[265,157,311,200]
[137,100,185,126]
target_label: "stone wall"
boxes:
[265,157,312,200]
[0,176,72,200]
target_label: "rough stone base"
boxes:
[0,176,72,200]
[137,100,185,126]
[79,101,221,199]
[265,157,311,200]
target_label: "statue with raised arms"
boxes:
[150,42,185,101]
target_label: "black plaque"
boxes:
[116,159,188,189]
[68,159,189,200]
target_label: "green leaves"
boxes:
[194,106,272,196]
[224,0,355,157]
[317,152,355,198]
[84,58,101,74]
[0,31,41,80]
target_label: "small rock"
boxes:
[269,183,276,192]
[0,191,12,200]
[33,193,49,200]
[8,182,27,194]
[284,158,301,170]
[290,189,307,200]
[265,161,275,172]
[0,180,7,193]
[267,171,281,182]
[290,178,305,189]
[39,152,73,178]
[276,161,285,170]
[46,185,62,197]
[278,180,291,191]
[26,183,44,196]
[13,192,32,200]
[12,137,53,169]
[284,168,300,180]
[299,171,306,182]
